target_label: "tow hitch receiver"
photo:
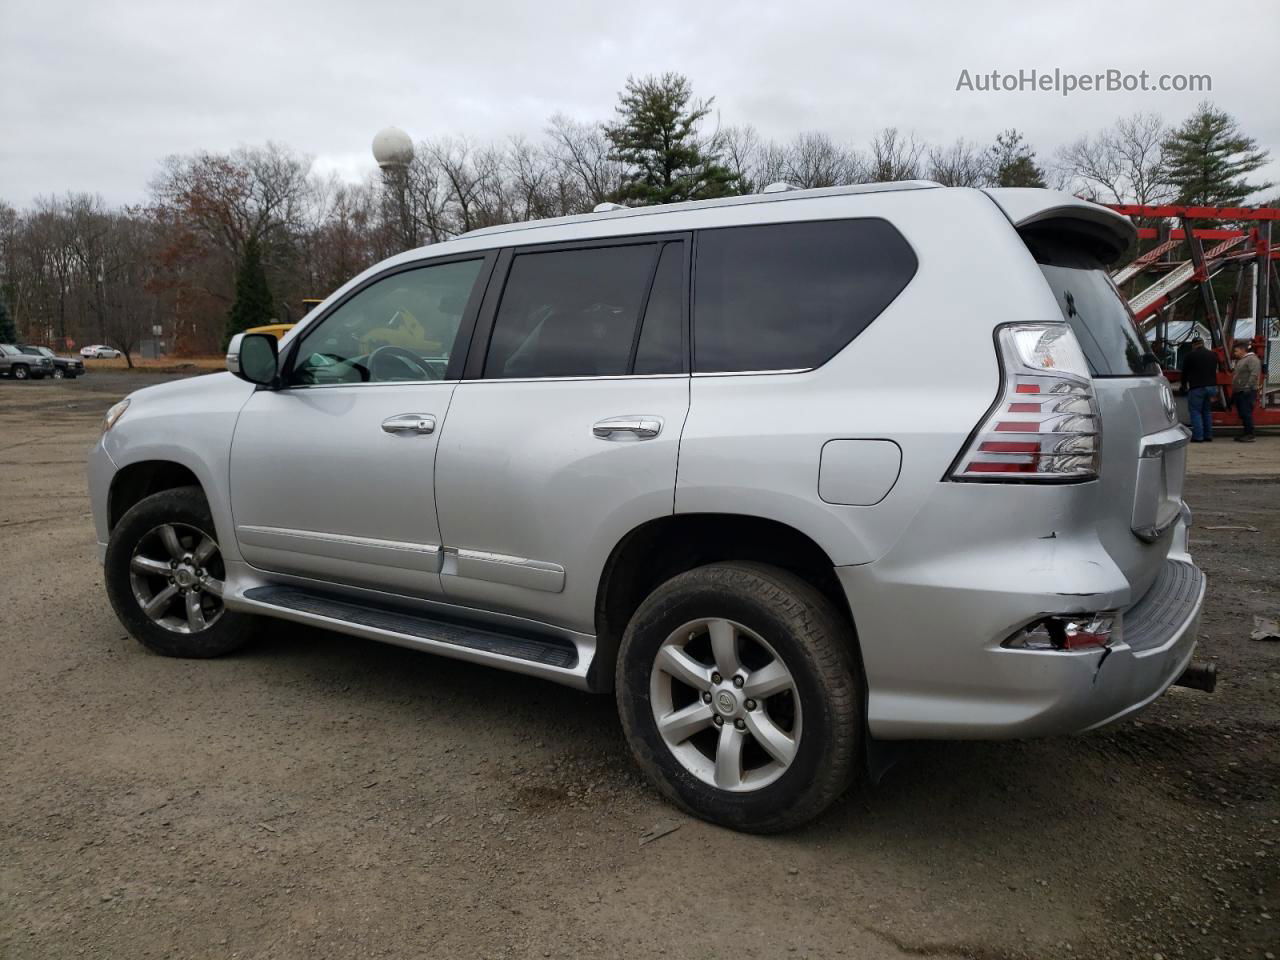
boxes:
[1173,661,1217,693]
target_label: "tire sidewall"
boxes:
[13,365,28,380]
[618,566,859,831]
[104,487,251,658]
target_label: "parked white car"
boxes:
[80,345,121,358]
[88,182,1209,832]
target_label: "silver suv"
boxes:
[88,183,1205,832]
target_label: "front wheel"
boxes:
[104,486,255,658]
[12,364,28,380]
[617,563,862,833]
[52,367,65,379]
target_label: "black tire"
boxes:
[12,364,29,380]
[616,562,862,833]
[104,486,255,658]
[52,367,65,379]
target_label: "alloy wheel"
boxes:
[649,618,802,792]
[129,522,226,634]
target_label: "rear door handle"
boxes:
[381,413,436,435]
[592,416,663,440]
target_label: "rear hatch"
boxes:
[987,190,1186,601]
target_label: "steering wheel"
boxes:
[368,344,433,382]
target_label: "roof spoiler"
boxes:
[983,188,1137,265]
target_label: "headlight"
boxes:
[103,399,131,433]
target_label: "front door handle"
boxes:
[381,413,436,435]
[592,416,663,441]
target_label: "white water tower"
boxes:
[372,126,414,172]
[372,127,416,249]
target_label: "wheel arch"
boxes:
[108,460,204,532]
[593,513,860,689]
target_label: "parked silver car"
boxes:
[88,183,1205,832]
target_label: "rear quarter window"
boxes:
[693,218,917,372]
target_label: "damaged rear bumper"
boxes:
[840,515,1206,740]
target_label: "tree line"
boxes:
[0,72,1270,362]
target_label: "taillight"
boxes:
[1003,613,1117,651]
[950,323,1100,482]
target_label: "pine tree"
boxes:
[605,73,740,205]
[225,235,274,347]
[987,129,1046,188]
[1162,102,1271,206]
[0,299,15,343]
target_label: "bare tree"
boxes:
[927,138,988,187]
[1057,113,1172,205]
[150,142,312,267]
[718,125,765,194]
[867,128,924,182]
[784,132,864,188]
[506,135,575,221]
[547,114,625,210]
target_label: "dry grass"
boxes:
[85,355,225,373]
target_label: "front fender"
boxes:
[101,374,256,562]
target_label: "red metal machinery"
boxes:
[1105,203,1280,427]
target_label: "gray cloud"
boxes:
[3,0,1277,207]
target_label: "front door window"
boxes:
[290,259,484,385]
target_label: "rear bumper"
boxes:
[1073,560,1203,731]
[840,511,1205,740]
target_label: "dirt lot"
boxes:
[2,371,1277,960]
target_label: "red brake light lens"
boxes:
[950,323,1100,482]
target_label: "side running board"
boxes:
[236,585,590,688]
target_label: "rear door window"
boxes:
[692,219,917,372]
[1025,235,1159,377]
[484,242,665,379]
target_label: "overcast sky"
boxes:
[2,0,1277,209]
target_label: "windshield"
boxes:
[1025,235,1159,377]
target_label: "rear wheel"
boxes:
[105,486,255,658]
[617,562,862,833]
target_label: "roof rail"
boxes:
[458,180,942,240]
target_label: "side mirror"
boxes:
[227,333,279,386]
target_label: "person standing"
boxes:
[1231,342,1263,443]
[1181,337,1220,443]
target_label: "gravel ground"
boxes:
[1,371,1277,960]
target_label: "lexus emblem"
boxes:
[1160,381,1176,423]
